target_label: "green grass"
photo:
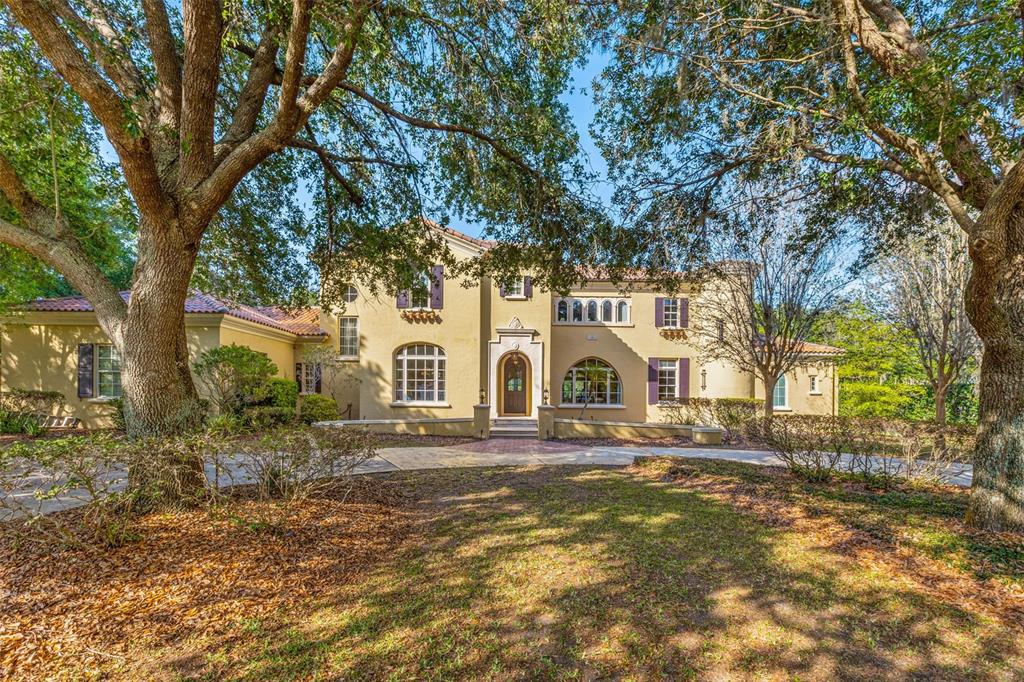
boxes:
[125,461,1023,680]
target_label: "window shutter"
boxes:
[314,364,322,393]
[429,265,444,309]
[678,358,690,399]
[295,363,303,390]
[680,298,689,328]
[77,344,94,398]
[524,277,533,298]
[647,357,658,404]
[498,284,506,297]
[396,290,409,309]
[654,298,664,327]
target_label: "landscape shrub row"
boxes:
[748,415,975,486]
[0,389,65,436]
[662,397,764,442]
[0,425,375,548]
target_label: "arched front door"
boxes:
[500,352,531,416]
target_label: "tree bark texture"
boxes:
[964,210,1024,531]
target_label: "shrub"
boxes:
[0,410,38,435]
[235,426,376,502]
[193,344,278,415]
[207,413,249,436]
[243,406,296,429]
[662,397,762,443]
[267,377,299,409]
[750,415,846,482]
[0,389,66,415]
[109,397,127,431]
[299,394,339,424]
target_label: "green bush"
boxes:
[243,406,296,429]
[193,344,278,415]
[0,409,39,435]
[207,413,249,436]
[299,394,339,424]
[109,397,127,431]
[267,377,299,409]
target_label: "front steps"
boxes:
[490,418,539,439]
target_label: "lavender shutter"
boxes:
[498,284,506,297]
[680,298,689,328]
[647,357,659,404]
[396,290,409,309]
[523,277,533,298]
[679,358,690,399]
[429,265,444,309]
[654,298,665,327]
[77,344,94,398]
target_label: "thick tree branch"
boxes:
[217,27,281,161]
[286,138,412,169]
[179,0,225,191]
[142,0,183,129]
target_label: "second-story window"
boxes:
[663,298,680,328]
[572,300,583,322]
[556,297,631,325]
[557,300,568,321]
[506,278,524,297]
[339,317,358,358]
[410,271,431,309]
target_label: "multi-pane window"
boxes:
[96,345,122,398]
[394,344,447,403]
[561,358,622,405]
[663,298,680,328]
[556,298,631,325]
[339,317,359,358]
[772,375,788,408]
[343,284,359,303]
[657,359,678,401]
[505,277,524,297]
[410,272,431,309]
[299,362,321,394]
[809,376,819,394]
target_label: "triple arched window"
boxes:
[555,297,631,325]
[394,344,447,403]
[560,358,623,406]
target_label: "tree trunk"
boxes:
[964,211,1024,531]
[107,223,207,438]
[763,374,776,418]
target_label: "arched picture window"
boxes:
[601,300,613,322]
[560,358,622,405]
[557,300,568,322]
[617,300,629,322]
[772,375,787,409]
[394,344,447,403]
[586,300,598,321]
[572,300,583,322]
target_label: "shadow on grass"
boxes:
[204,463,1021,681]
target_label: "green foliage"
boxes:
[109,398,126,431]
[299,394,339,424]
[266,378,299,409]
[243,406,296,430]
[192,344,278,416]
[813,302,921,385]
[839,382,921,418]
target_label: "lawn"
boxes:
[2,458,1022,680]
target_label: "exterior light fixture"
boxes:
[543,387,550,405]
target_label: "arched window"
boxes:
[561,358,622,405]
[772,375,787,409]
[394,344,447,403]
[617,300,629,322]
[601,300,613,322]
[557,300,568,322]
[572,300,583,322]
[587,300,598,321]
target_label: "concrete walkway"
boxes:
[1,440,973,519]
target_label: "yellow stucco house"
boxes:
[0,224,841,437]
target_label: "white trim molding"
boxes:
[488,323,543,420]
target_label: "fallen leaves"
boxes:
[0,479,412,680]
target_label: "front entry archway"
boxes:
[499,352,531,416]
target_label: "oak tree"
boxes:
[596,0,1024,529]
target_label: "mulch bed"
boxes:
[0,478,414,680]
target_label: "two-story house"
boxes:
[1,223,841,435]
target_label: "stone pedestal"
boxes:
[537,405,556,440]
[692,427,723,445]
[473,404,491,439]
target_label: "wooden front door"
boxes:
[501,353,529,416]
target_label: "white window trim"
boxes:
[503,276,527,300]
[809,375,822,396]
[393,344,447,404]
[338,316,359,360]
[656,358,681,403]
[409,271,432,310]
[298,362,321,395]
[553,297,633,327]
[95,344,123,400]
[559,359,624,406]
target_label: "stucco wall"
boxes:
[1,313,220,428]
[754,361,838,416]
[218,320,298,380]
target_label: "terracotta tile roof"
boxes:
[791,340,845,356]
[20,292,327,337]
